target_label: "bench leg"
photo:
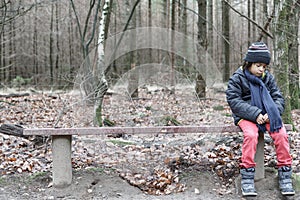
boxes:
[254,132,264,180]
[52,135,72,188]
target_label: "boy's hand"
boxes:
[263,113,269,123]
[256,114,265,124]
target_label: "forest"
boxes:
[1,1,300,198]
[1,0,300,124]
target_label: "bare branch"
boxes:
[223,0,273,39]
[257,9,275,41]
[69,0,103,57]
[0,2,36,25]
[104,0,142,74]
[85,0,103,51]
[69,0,84,55]
[175,0,232,51]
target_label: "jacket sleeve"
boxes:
[226,74,262,123]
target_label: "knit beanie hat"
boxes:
[244,42,271,65]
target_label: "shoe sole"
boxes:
[242,192,257,197]
[242,188,257,197]
[281,191,295,196]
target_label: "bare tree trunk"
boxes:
[2,15,7,81]
[43,37,47,77]
[55,2,60,86]
[0,4,2,80]
[8,1,17,81]
[195,0,207,98]
[129,0,138,98]
[170,0,176,93]
[181,0,187,74]
[104,0,114,44]
[262,0,269,43]
[68,5,74,81]
[164,0,170,29]
[298,17,300,100]
[207,0,213,59]
[33,0,38,85]
[222,0,230,82]
[148,0,152,64]
[285,2,299,110]
[182,0,187,35]
[137,2,142,66]
[252,0,256,41]
[49,3,54,85]
[162,0,170,64]
[95,0,141,126]
[111,1,118,81]
[272,0,297,123]
[94,0,111,126]
[247,0,251,45]
[0,31,2,82]
[9,11,14,80]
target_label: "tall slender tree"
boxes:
[195,0,207,97]
[207,0,213,59]
[55,2,60,85]
[49,2,55,84]
[148,0,152,64]
[33,0,38,84]
[170,0,176,93]
[222,0,230,82]
[128,0,138,98]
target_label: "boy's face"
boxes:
[249,63,267,77]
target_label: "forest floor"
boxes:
[0,85,300,200]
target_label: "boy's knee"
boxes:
[244,132,259,140]
[271,131,289,143]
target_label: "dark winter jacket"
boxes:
[226,67,285,125]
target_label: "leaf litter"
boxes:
[0,87,299,199]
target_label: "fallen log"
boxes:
[0,124,46,144]
[0,93,30,98]
[0,124,24,137]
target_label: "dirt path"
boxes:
[0,168,299,200]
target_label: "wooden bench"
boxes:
[23,124,293,188]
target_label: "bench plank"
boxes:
[23,124,292,136]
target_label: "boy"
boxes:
[226,42,295,197]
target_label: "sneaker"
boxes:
[278,166,295,196]
[240,168,257,196]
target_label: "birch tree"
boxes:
[70,0,104,98]
[94,0,141,126]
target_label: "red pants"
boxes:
[239,120,292,169]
